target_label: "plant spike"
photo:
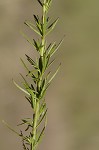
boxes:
[5,1,63,150]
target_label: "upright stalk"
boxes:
[7,0,63,150]
[32,101,39,150]
[32,2,47,150]
[41,0,46,57]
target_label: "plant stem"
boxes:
[32,101,39,150]
[32,2,46,150]
[9,0,63,150]
[41,0,46,57]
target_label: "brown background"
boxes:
[0,0,99,150]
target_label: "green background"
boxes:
[0,0,99,150]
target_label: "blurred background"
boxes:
[0,0,99,150]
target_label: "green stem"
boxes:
[32,101,39,150]
[32,1,47,150]
[38,1,46,92]
[41,0,46,57]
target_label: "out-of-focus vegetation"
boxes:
[0,0,99,150]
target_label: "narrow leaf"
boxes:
[47,42,56,56]
[13,79,30,95]
[25,54,40,73]
[24,21,41,36]
[37,0,43,7]
[50,36,65,57]
[46,18,59,35]
[25,96,33,108]
[33,15,39,24]
[48,58,55,68]
[20,58,29,72]
[20,73,30,88]
[2,120,20,136]
[39,102,46,116]
[46,43,52,51]
[40,78,47,97]
[45,0,52,12]
[33,15,43,36]
[25,54,36,68]
[27,89,37,110]
[37,109,47,128]
[36,126,45,144]
[20,31,35,47]
[48,63,61,84]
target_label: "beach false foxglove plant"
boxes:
[4,0,64,150]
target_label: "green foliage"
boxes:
[5,0,63,150]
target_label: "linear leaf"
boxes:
[17,118,32,127]
[33,39,43,52]
[46,43,52,51]
[36,126,45,144]
[33,15,39,24]
[26,70,38,83]
[46,18,59,35]
[50,36,65,57]
[36,109,47,128]
[33,15,43,36]
[20,73,30,87]
[33,39,39,51]
[39,102,46,116]
[20,31,35,47]
[27,89,37,110]
[40,78,47,97]
[20,58,29,72]
[25,54,38,70]
[24,21,41,36]
[13,79,30,95]
[37,0,43,7]
[25,55,40,74]
[25,96,33,108]
[45,0,52,12]
[39,72,51,99]
[47,42,56,56]
[2,120,20,136]
[47,63,61,85]
[48,58,55,68]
